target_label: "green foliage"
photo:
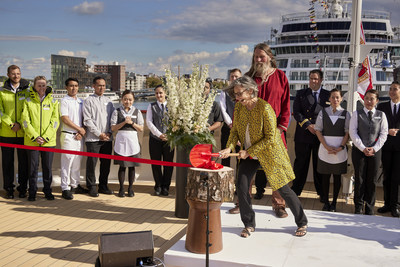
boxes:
[146,77,162,89]
[212,80,228,89]
[166,128,216,149]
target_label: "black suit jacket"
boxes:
[377,101,400,151]
[293,88,330,144]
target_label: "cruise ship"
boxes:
[267,0,400,92]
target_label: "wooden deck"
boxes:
[0,181,387,267]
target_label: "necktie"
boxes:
[368,110,373,121]
[161,103,164,118]
[394,104,397,117]
[313,92,318,105]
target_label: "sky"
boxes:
[1,0,399,80]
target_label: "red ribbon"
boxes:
[0,142,192,168]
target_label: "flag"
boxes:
[357,23,373,99]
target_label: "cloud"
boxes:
[0,56,50,79]
[154,0,304,44]
[72,1,104,15]
[123,45,253,78]
[58,50,90,57]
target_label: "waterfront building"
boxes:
[125,72,146,91]
[94,62,126,92]
[51,54,110,90]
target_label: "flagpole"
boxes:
[347,0,362,113]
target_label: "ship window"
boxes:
[300,72,307,80]
[293,60,300,67]
[291,72,299,80]
[277,59,288,68]
[376,71,387,81]
[333,59,341,67]
[290,84,295,90]
[375,85,382,91]
[362,22,386,31]
[302,59,309,67]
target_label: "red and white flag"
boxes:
[357,23,373,99]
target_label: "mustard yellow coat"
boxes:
[226,98,295,190]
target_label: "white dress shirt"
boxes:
[349,107,388,152]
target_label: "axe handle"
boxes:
[208,153,240,157]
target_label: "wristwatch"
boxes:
[340,145,345,150]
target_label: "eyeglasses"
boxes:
[234,89,247,97]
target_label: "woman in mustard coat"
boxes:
[219,76,308,237]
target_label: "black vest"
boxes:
[357,109,383,147]
[226,93,235,119]
[150,102,168,139]
[321,108,347,137]
[116,107,139,131]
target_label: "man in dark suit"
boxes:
[377,81,400,217]
[291,69,330,199]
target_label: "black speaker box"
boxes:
[98,231,154,267]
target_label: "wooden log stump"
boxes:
[185,166,234,254]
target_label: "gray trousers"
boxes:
[237,158,308,229]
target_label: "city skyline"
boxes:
[1,0,399,79]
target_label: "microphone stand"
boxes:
[200,172,211,267]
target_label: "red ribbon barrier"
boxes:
[0,142,192,168]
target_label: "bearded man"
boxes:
[244,43,292,218]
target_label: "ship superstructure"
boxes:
[268,0,400,91]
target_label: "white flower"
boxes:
[164,63,217,147]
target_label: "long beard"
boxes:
[253,62,268,77]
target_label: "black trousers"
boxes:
[352,146,381,213]
[0,137,28,193]
[321,174,341,205]
[237,158,308,229]
[381,149,400,210]
[149,136,174,190]
[27,149,54,196]
[220,124,232,167]
[292,142,323,197]
[86,141,112,190]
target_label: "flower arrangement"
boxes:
[165,63,217,149]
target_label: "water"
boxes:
[113,100,151,112]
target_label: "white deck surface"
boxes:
[165,203,400,267]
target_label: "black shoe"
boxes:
[73,185,89,194]
[18,191,27,198]
[127,188,134,197]
[154,187,161,196]
[329,203,336,212]
[364,209,374,215]
[98,187,113,195]
[161,188,169,196]
[254,192,264,200]
[45,193,55,200]
[118,189,125,197]
[28,195,36,201]
[354,208,362,214]
[322,203,330,211]
[62,190,74,200]
[89,187,99,197]
[319,195,324,203]
[5,191,14,199]
[391,208,400,217]
[377,206,390,213]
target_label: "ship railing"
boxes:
[290,63,350,68]
[289,75,349,81]
[272,37,393,45]
[281,10,390,22]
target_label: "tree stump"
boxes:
[185,166,234,254]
